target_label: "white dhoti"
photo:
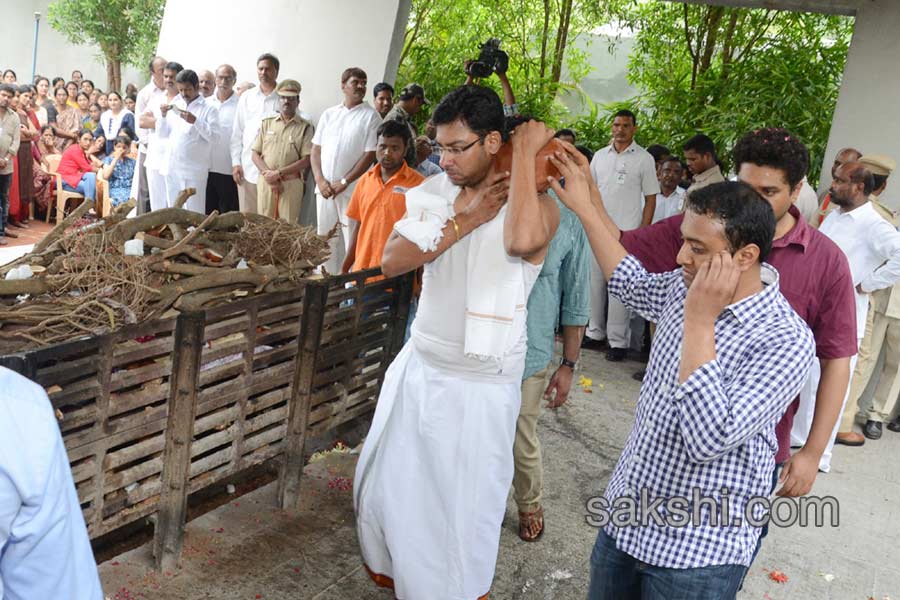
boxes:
[147,166,168,212]
[354,342,521,599]
[791,351,858,472]
[165,172,208,213]
[316,187,354,275]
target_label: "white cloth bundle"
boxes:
[394,173,523,362]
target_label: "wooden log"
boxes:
[111,208,207,242]
[153,311,204,572]
[278,281,327,510]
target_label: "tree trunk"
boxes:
[551,0,572,84]
[698,7,724,75]
[105,56,122,92]
[539,0,551,79]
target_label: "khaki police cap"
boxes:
[276,79,302,97]
[859,154,896,176]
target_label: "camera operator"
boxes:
[464,39,519,118]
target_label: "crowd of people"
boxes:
[1,45,899,600]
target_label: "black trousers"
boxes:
[206,172,239,215]
[0,173,11,235]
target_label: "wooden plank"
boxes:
[153,311,205,571]
[278,282,327,510]
[88,336,115,532]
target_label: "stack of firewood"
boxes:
[0,189,332,350]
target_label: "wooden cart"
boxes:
[0,268,413,570]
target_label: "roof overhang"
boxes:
[665,0,859,16]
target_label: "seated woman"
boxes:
[57,129,104,204]
[32,126,57,217]
[65,81,80,109]
[99,91,135,155]
[101,135,136,208]
[75,91,91,124]
[83,103,102,135]
[49,85,80,152]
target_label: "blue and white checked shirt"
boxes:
[601,255,815,568]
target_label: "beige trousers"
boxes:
[513,364,552,513]
[842,306,900,430]
[238,180,258,214]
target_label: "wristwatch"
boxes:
[560,357,576,370]
[340,177,348,186]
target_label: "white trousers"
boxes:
[354,344,520,600]
[316,188,353,275]
[147,166,168,212]
[587,255,631,348]
[165,172,208,213]
[791,349,859,472]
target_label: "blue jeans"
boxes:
[0,173,10,235]
[588,529,747,600]
[62,172,97,201]
[403,296,418,344]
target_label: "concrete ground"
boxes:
[99,347,900,599]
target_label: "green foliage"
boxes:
[604,2,853,185]
[398,0,600,127]
[48,0,165,87]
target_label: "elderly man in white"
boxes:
[159,69,218,213]
[0,367,104,599]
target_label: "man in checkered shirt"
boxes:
[546,149,815,599]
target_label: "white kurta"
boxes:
[354,214,541,599]
[0,367,103,599]
[159,94,218,213]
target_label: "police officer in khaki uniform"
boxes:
[251,79,314,222]
[836,154,900,445]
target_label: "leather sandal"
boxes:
[518,507,544,542]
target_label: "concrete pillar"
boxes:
[821,0,900,208]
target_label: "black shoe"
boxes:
[887,418,900,433]
[606,347,626,362]
[863,420,883,440]
[631,370,645,382]
[581,337,608,351]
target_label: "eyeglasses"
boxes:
[435,135,485,157]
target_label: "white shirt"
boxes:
[795,176,819,225]
[590,141,660,229]
[135,80,166,149]
[208,91,239,175]
[230,86,280,184]
[0,367,103,600]
[311,102,381,185]
[145,93,178,172]
[820,200,900,339]
[652,187,685,223]
[158,94,218,180]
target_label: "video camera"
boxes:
[465,38,509,79]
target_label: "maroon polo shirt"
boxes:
[621,205,857,463]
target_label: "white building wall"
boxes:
[821,0,900,208]
[156,0,412,124]
[2,0,143,90]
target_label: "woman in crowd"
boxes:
[100,91,135,155]
[65,81,80,109]
[2,70,16,84]
[13,87,41,226]
[32,126,57,217]
[125,83,138,97]
[34,77,52,124]
[75,91,91,123]
[49,85,80,152]
[51,76,65,91]
[83,103,102,135]
[89,89,100,106]
[125,94,137,113]
[101,135,136,208]
[57,129,103,203]
[97,93,108,110]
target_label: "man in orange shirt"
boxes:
[342,119,423,275]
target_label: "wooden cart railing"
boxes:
[0,268,414,570]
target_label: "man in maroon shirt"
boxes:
[596,128,856,500]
